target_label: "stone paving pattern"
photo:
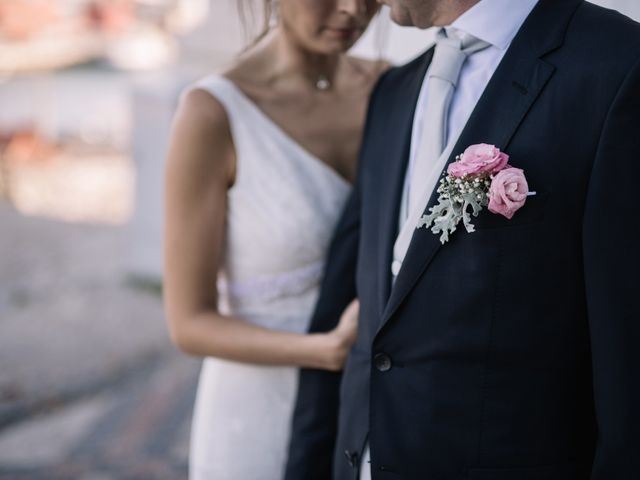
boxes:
[0,203,201,479]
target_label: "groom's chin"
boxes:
[388,9,415,27]
[384,4,422,28]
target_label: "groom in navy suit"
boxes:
[285,0,640,479]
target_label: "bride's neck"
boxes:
[264,28,342,89]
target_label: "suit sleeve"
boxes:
[283,175,361,480]
[284,71,389,480]
[584,55,640,479]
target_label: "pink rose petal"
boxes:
[488,168,529,219]
[447,143,509,178]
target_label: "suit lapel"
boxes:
[378,0,583,331]
[376,49,434,317]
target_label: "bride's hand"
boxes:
[322,299,359,372]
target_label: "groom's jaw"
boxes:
[379,0,417,27]
[382,0,481,29]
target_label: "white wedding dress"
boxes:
[185,75,351,480]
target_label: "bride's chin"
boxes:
[323,38,360,52]
[312,41,358,56]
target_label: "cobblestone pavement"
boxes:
[0,202,201,479]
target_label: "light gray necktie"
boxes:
[406,28,490,216]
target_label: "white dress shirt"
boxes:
[361,2,540,479]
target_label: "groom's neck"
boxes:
[427,0,481,28]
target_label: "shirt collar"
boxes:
[448,0,539,50]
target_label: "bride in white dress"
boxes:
[163,1,385,478]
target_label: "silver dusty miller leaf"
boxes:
[417,174,490,244]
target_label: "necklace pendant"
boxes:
[316,76,331,91]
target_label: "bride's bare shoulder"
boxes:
[217,46,271,92]
[346,56,392,94]
[169,83,235,186]
[182,46,267,115]
[350,56,392,79]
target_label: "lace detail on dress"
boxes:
[218,261,324,304]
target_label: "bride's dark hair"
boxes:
[237,0,274,48]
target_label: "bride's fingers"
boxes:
[345,299,360,322]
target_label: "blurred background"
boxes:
[0,1,638,479]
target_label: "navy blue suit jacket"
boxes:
[286,1,640,479]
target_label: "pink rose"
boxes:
[447,143,509,178]
[488,168,529,219]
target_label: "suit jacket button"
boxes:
[374,353,392,372]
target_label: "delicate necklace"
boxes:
[315,74,331,91]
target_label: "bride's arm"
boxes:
[163,87,356,371]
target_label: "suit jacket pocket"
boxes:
[467,462,588,480]
[473,190,549,230]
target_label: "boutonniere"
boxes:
[417,143,534,244]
